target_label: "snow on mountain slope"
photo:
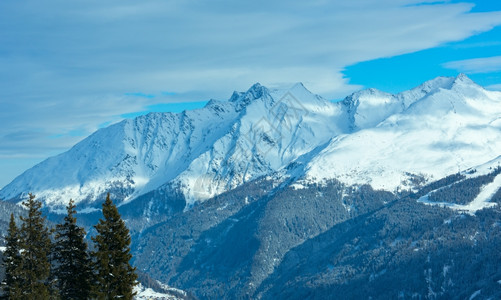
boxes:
[417,155,501,214]
[1,74,499,213]
[134,282,186,300]
[173,83,351,206]
[305,74,501,191]
[418,174,501,214]
[342,76,456,131]
[0,98,240,208]
[0,82,353,210]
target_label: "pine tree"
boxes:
[18,193,52,299]
[1,214,23,299]
[91,193,137,299]
[53,199,92,300]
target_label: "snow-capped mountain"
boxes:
[305,74,501,191]
[0,82,349,211]
[1,74,500,215]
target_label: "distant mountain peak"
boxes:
[229,83,268,101]
[409,76,454,94]
[229,82,271,111]
[344,87,390,102]
[454,73,474,84]
[451,73,480,91]
[289,82,309,92]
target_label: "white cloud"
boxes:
[442,56,501,73]
[486,83,501,91]
[1,0,501,186]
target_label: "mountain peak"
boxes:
[340,87,399,130]
[453,73,475,86]
[406,74,478,96]
[286,82,320,99]
[228,83,271,111]
[290,82,308,91]
[410,76,455,94]
[246,82,267,98]
[352,87,389,98]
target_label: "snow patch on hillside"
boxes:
[418,172,501,215]
[134,283,186,300]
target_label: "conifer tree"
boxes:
[91,193,137,299]
[18,193,52,299]
[1,214,23,299]
[53,199,92,300]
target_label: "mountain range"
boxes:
[1,74,501,299]
[2,74,500,212]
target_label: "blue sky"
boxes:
[1,0,501,188]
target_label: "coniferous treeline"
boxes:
[0,193,137,300]
[427,167,501,205]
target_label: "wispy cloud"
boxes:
[442,56,501,73]
[486,83,501,91]
[1,0,501,186]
